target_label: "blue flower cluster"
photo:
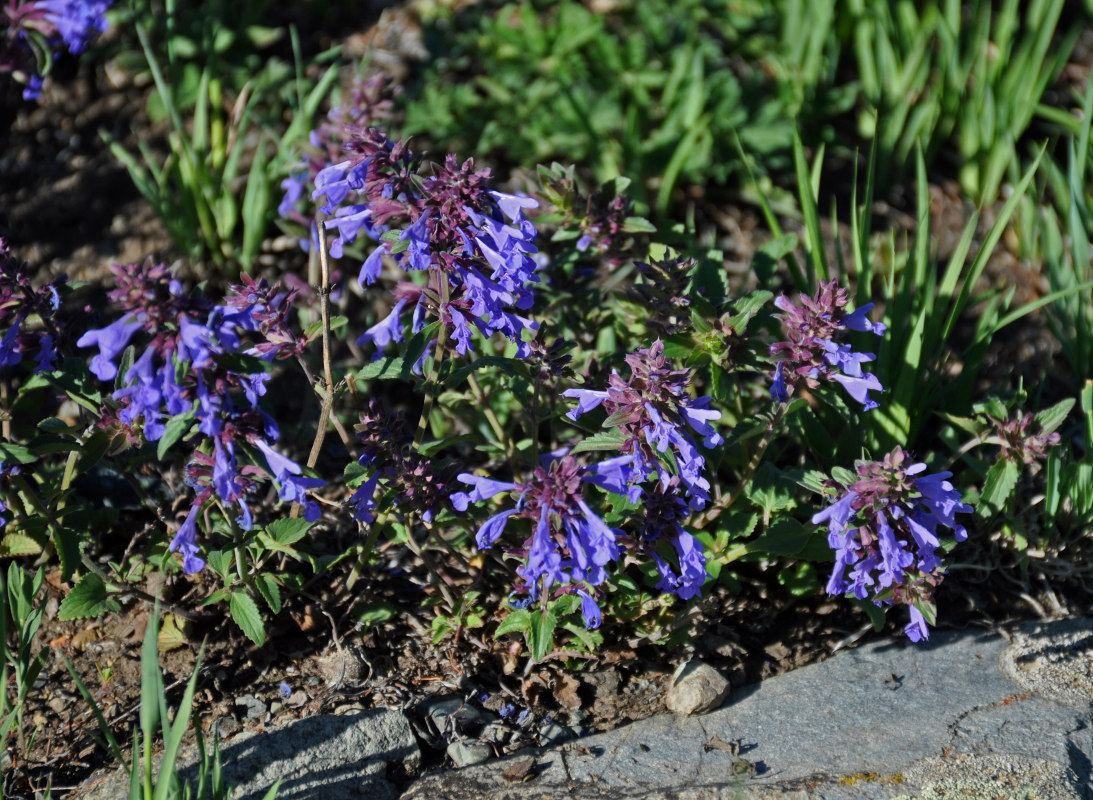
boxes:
[452,454,629,629]
[0,238,62,374]
[564,340,722,512]
[78,262,322,573]
[2,0,112,99]
[770,279,886,410]
[811,447,972,641]
[307,128,541,361]
[453,342,721,626]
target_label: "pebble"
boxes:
[447,740,493,768]
[538,721,575,747]
[424,696,488,731]
[664,659,731,717]
[234,694,267,722]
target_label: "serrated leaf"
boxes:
[58,573,120,620]
[1033,398,1075,436]
[0,533,43,557]
[570,429,627,455]
[495,608,532,637]
[528,609,557,663]
[266,517,313,545]
[54,526,83,583]
[745,463,797,516]
[355,356,406,381]
[157,410,196,460]
[254,574,282,614]
[978,459,1019,519]
[0,443,36,465]
[562,621,603,652]
[230,590,266,646]
[792,469,830,495]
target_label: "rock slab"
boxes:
[400,619,1093,799]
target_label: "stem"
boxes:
[1,379,9,441]
[414,271,450,450]
[467,372,511,456]
[694,402,787,530]
[305,219,336,472]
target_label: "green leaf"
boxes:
[570,429,627,455]
[1033,398,1075,436]
[749,518,829,560]
[266,518,313,546]
[0,533,43,557]
[254,574,282,614]
[495,608,532,637]
[0,443,36,465]
[977,459,1020,520]
[54,525,83,583]
[777,562,820,597]
[745,464,798,516]
[352,601,396,629]
[58,572,121,621]
[528,608,557,663]
[230,590,266,646]
[355,356,406,381]
[561,621,603,652]
[445,355,524,386]
[157,410,196,460]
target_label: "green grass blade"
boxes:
[61,654,127,768]
[793,126,828,286]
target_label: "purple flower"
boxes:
[356,298,408,354]
[578,590,601,630]
[278,682,292,699]
[812,447,972,641]
[453,455,622,597]
[255,439,323,522]
[76,314,140,380]
[563,340,720,510]
[40,0,111,54]
[770,280,885,410]
[170,503,206,574]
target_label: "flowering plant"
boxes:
[2,0,111,99]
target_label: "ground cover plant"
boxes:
[1,1,1092,797]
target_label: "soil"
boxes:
[2,7,1092,800]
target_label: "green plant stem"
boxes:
[466,372,511,456]
[694,402,787,530]
[414,272,450,451]
[401,512,456,608]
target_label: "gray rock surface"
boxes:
[78,708,419,800]
[75,619,1093,800]
[665,660,732,717]
[399,619,1093,799]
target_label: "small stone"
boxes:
[424,697,486,731]
[665,660,731,717]
[447,740,492,767]
[234,694,267,722]
[538,721,574,747]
